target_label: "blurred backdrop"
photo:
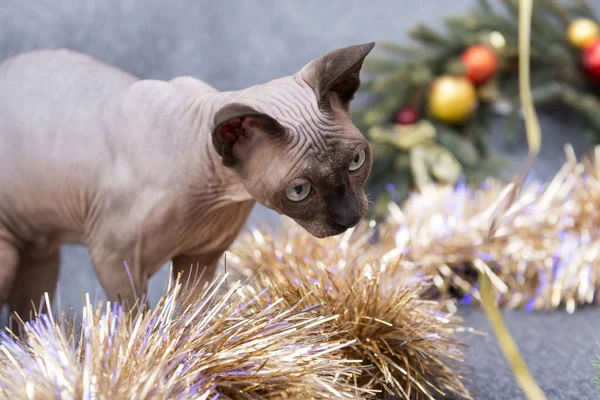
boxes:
[0,0,599,311]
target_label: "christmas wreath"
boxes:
[354,0,600,218]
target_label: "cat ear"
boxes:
[300,42,375,110]
[212,103,285,167]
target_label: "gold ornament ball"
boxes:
[567,18,600,49]
[427,75,477,124]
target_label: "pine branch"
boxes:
[435,124,480,167]
[356,0,600,216]
[375,41,425,60]
[570,0,600,22]
[370,69,425,93]
[546,0,571,26]
[477,0,493,13]
[408,24,454,47]
[361,57,404,74]
[530,1,563,42]
[561,86,600,133]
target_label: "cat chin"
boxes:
[295,221,350,239]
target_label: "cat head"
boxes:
[211,43,375,237]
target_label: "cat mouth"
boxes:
[294,218,359,238]
[315,222,354,238]
[329,223,351,236]
[299,223,346,238]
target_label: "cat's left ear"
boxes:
[300,42,375,111]
[211,103,285,167]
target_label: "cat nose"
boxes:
[331,208,362,229]
[328,190,362,229]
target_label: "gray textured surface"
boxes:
[457,306,600,399]
[1,1,600,398]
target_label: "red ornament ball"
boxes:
[393,107,420,125]
[582,39,600,83]
[460,44,499,84]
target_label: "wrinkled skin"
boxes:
[0,42,375,324]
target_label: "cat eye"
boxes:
[349,149,366,171]
[285,183,311,202]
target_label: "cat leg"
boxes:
[88,244,148,312]
[0,234,19,314]
[9,243,59,332]
[172,251,223,296]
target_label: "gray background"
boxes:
[1,0,600,398]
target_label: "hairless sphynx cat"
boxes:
[0,42,375,323]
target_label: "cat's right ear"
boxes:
[300,42,375,111]
[211,103,285,167]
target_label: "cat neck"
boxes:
[165,87,258,248]
[188,89,256,203]
[159,84,254,208]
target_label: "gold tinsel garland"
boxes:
[4,149,599,399]
[230,227,471,399]
[0,276,372,399]
[225,146,600,397]
[0,270,468,399]
[379,145,600,312]
[232,146,600,314]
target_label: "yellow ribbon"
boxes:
[478,0,547,399]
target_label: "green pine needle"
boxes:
[594,343,600,393]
